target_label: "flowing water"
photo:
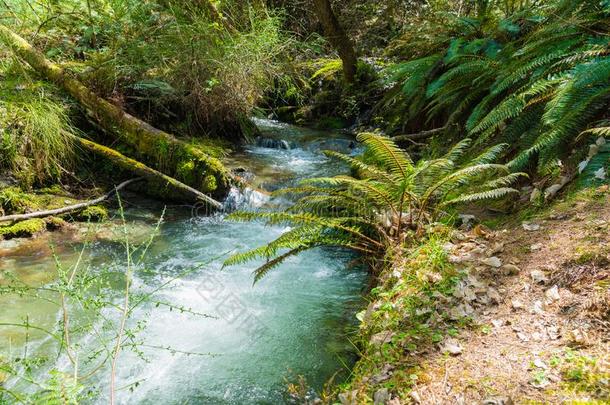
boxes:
[0,120,366,404]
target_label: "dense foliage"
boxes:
[225,133,524,281]
[1,0,289,139]
[381,0,610,176]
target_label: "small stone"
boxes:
[482,397,514,405]
[491,319,504,328]
[533,358,548,370]
[442,242,456,253]
[547,325,560,340]
[530,378,550,389]
[338,390,359,405]
[481,256,502,268]
[569,329,589,346]
[530,243,543,251]
[544,184,563,200]
[487,287,501,304]
[442,339,463,355]
[530,270,549,284]
[459,214,476,229]
[532,300,544,315]
[544,285,561,304]
[370,331,395,346]
[511,298,524,310]
[371,364,394,384]
[489,242,505,254]
[373,388,390,405]
[522,222,541,231]
[501,264,520,276]
[409,390,422,404]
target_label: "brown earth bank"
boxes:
[337,186,609,405]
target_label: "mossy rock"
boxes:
[0,187,37,214]
[177,160,196,184]
[200,174,217,193]
[77,205,109,222]
[45,216,67,230]
[0,218,47,239]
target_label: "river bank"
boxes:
[338,186,609,404]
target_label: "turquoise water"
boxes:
[0,120,366,404]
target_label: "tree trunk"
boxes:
[0,25,231,199]
[312,0,357,83]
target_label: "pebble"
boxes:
[501,264,520,276]
[481,256,503,267]
[511,298,524,310]
[409,391,422,404]
[544,285,561,303]
[530,270,549,284]
[442,339,463,355]
[522,222,541,231]
[533,358,548,369]
[373,388,390,405]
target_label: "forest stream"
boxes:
[0,119,366,404]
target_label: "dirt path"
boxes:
[413,190,609,404]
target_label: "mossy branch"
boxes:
[72,136,223,209]
[0,178,141,224]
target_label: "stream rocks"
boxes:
[255,136,292,150]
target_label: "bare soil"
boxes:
[412,189,610,404]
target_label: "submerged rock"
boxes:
[255,136,292,150]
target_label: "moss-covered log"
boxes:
[0,179,141,224]
[0,25,231,198]
[73,136,223,208]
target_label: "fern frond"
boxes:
[356,132,414,176]
[440,187,519,206]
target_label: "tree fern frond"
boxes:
[481,172,528,189]
[252,247,309,283]
[356,132,414,176]
[440,187,519,206]
[470,95,526,134]
[443,138,472,162]
[469,143,508,165]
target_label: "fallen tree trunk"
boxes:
[0,178,142,224]
[72,135,223,209]
[0,25,231,198]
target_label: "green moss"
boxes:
[176,160,196,184]
[200,174,217,193]
[37,184,65,195]
[45,216,67,230]
[0,218,46,239]
[0,186,37,214]
[77,205,109,222]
